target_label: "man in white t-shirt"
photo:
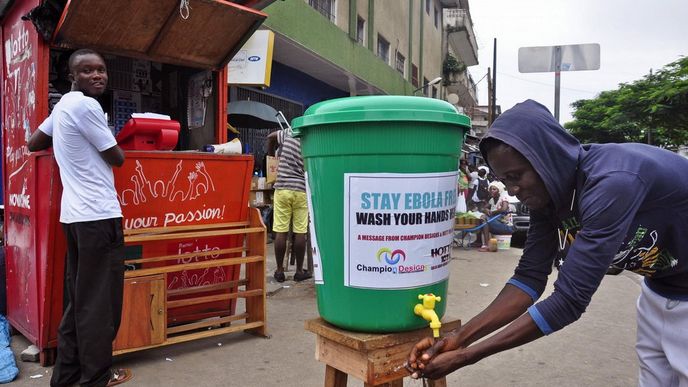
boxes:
[28,49,132,387]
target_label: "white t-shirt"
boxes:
[39,91,122,223]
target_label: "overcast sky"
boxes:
[467,0,688,124]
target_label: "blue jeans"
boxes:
[489,221,514,235]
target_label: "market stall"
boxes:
[1,0,270,364]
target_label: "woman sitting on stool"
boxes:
[478,181,515,251]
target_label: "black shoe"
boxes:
[273,271,285,283]
[294,270,312,282]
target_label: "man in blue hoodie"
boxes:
[407,100,688,385]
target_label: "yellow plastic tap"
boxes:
[414,293,442,338]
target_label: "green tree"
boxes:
[565,57,688,150]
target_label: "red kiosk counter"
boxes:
[1,0,271,364]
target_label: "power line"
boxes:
[496,72,599,94]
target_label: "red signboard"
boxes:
[114,152,253,231]
[2,0,53,347]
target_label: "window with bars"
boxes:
[411,64,419,87]
[395,52,405,75]
[377,34,390,64]
[309,0,335,22]
[357,16,365,45]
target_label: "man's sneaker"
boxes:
[273,271,286,283]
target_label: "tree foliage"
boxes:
[565,56,688,150]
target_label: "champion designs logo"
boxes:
[376,248,406,265]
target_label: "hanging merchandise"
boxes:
[187,71,212,128]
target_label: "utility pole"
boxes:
[487,67,493,126]
[491,38,497,124]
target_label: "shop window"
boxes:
[357,16,366,45]
[411,64,419,87]
[309,0,335,22]
[395,52,405,76]
[377,35,390,64]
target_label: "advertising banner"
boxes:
[344,172,457,289]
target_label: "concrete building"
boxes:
[469,104,501,137]
[229,0,480,171]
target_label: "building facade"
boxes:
[230,0,479,170]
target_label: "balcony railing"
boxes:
[444,8,478,66]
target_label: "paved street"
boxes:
[10,244,640,386]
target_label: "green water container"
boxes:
[292,96,469,332]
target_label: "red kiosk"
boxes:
[1,0,271,364]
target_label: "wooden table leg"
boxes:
[427,377,447,387]
[364,380,403,387]
[324,365,347,387]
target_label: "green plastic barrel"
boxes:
[292,96,469,332]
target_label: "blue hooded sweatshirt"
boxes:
[479,99,688,334]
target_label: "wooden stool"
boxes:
[305,317,460,387]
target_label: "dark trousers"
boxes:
[50,218,125,387]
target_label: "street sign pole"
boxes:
[518,43,600,123]
[554,46,561,121]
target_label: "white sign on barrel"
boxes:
[343,172,457,289]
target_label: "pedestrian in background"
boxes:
[267,128,311,283]
[408,99,688,386]
[28,48,132,387]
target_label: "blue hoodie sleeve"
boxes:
[509,210,558,302]
[529,172,648,334]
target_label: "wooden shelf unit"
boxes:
[113,208,267,355]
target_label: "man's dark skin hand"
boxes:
[407,284,542,379]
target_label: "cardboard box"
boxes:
[266,156,279,184]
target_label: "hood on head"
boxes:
[479,100,581,213]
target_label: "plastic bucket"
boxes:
[292,96,470,332]
[496,234,512,250]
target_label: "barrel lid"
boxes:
[291,96,471,136]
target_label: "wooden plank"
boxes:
[124,246,245,265]
[53,0,176,54]
[367,342,416,385]
[148,0,266,69]
[124,255,263,278]
[324,365,348,387]
[167,279,247,297]
[125,227,264,243]
[316,336,369,382]
[167,289,263,309]
[166,313,248,335]
[245,208,267,336]
[164,321,264,345]
[124,221,250,236]
[113,321,265,355]
[305,318,461,352]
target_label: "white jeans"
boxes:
[636,281,688,387]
